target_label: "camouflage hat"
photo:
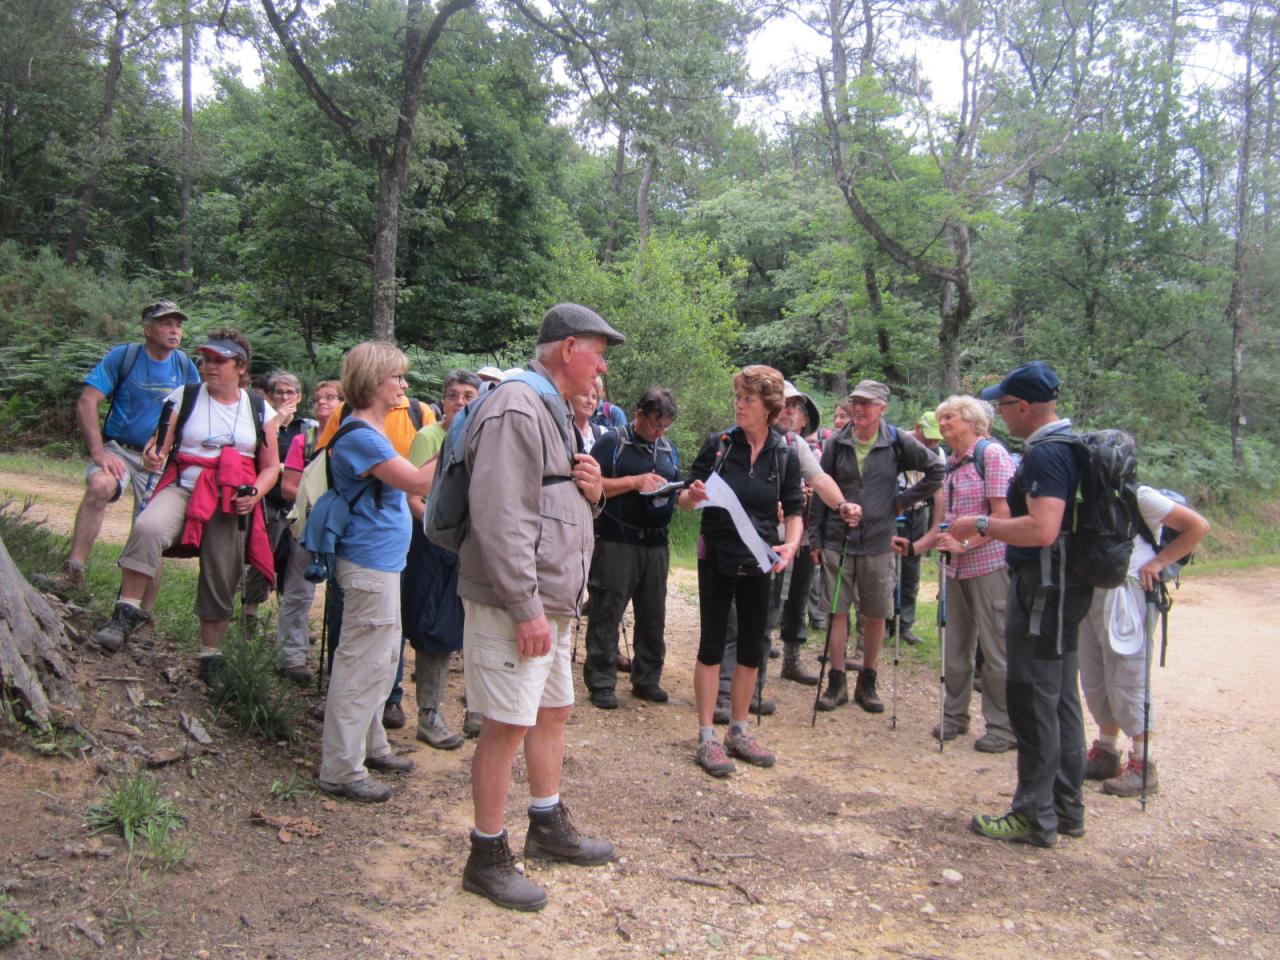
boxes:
[141,300,188,324]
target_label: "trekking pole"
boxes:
[317,581,330,695]
[891,514,906,731]
[936,521,950,754]
[235,485,255,643]
[571,616,581,664]
[812,539,848,727]
[1141,588,1157,812]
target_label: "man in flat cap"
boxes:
[950,360,1092,847]
[459,302,622,911]
[811,379,943,715]
[36,301,201,613]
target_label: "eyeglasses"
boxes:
[443,389,476,402]
[313,394,340,404]
[272,388,300,397]
[201,433,235,450]
[390,374,408,384]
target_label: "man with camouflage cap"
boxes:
[37,301,201,613]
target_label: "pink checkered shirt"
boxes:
[944,439,1014,580]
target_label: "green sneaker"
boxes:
[969,811,1056,848]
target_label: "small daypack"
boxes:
[1029,428,1140,590]
[289,419,381,542]
[298,419,383,582]
[1136,487,1194,582]
[424,369,571,552]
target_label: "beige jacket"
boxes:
[457,361,598,621]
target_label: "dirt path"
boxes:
[0,468,137,546]
[1,469,1277,959]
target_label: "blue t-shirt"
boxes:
[329,423,410,573]
[1005,426,1079,570]
[85,344,201,448]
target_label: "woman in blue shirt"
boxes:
[318,342,437,803]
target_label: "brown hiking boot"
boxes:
[781,642,819,685]
[463,830,547,912]
[523,802,614,865]
[1103,757,1158,797]
[33,561,85,595]
[853,668,884,713]
[816,670,849,712]
[1084,740,1123,780]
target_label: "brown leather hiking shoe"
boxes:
[1103,757,1158,797]
[523,801,614,865]
[853,668,884,713]
[1085,740,1123,780]
[463,830,547,912]
[816,670,849,712]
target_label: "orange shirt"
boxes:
[314,396,435,459]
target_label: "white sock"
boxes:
[1131,740,1153,762]
[698,726,714,744]
[730,720,748,736]
[199,647,220,659]
[1099,732,1121,753]
[530,794,559,812]
[118,597,143,611]
[472,827,503,840]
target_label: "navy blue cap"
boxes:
[978,361,1061,403]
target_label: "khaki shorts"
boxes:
[85,440,153,515]
[820,549,895,619]
[462,599,574,727]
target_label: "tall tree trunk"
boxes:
[602,124,628,264]
[63,2,128,266]
[635,147,655,254]
[1263,18,1276,236]
[0,537,79,730]
[1227,4,1257,469]
[865,260,899,388]
[179,9,194,295]
[262,0,477,343]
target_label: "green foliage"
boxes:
[0,895,32,948]
[214,631,296,742]
[547,230,742,457]
[269,772,313,803]
[86,773,185,852]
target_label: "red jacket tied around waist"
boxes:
[153,447,275,586]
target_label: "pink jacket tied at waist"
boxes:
[152,447,275,586]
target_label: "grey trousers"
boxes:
[276,532,316,669]
[943,567,1012,740]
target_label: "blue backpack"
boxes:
[299,420,382,583]
[424,369,572,552]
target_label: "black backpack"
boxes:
[1028,428,1139,590]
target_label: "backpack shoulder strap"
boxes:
[249,392,267,450]
[971,437,990,481]
[165,383,202,468]
[408,397,424,431]
[326,418,383,509]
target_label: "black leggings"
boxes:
[697,559,771,668]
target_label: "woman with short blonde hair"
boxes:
[341,341,408,410]
[936,394,992,437]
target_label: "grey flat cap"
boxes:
[849,379,890,404]
[537,303,625,346]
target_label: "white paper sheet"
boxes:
[696,472,779,574]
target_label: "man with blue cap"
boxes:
[949,360,1092,847]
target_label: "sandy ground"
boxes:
[0,467,1277,959]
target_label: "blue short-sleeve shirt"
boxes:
[329,423,410,573]
[85,345,201,448]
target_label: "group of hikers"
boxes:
[40,299,1209,913]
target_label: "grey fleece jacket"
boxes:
[809,422,944,555]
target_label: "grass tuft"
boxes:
[86,772,186,857]
[215,629,295,742]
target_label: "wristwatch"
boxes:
[976,515,989,537]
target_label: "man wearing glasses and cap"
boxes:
[950,360,1091,848]
[37,301,201,611]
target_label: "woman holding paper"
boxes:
[678,365,805,778]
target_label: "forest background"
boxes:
[2,0,1278,507]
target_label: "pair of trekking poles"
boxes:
[810,515,914,728]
